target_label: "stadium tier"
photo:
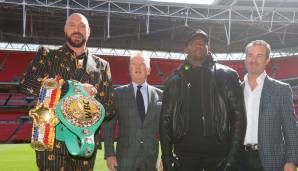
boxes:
[1,50,298,143]
[0,123,18,142]
[2,50,298,84]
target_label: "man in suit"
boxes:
[103,52,163,171]
[239,40,298,171]
[20,13,115,171]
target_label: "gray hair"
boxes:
[245,40,271,58]
[129,52,150,69]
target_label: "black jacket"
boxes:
[160,54,246,170]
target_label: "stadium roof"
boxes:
[1,0,298,57]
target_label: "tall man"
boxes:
[103,52,163,171]
[20,13,115,171]
[239,40,298,171]
[160,29,246,171]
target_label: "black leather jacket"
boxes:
[160,55,246,170]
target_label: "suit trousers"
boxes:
[134,143,158,171]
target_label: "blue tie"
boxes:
[136,85,145,122]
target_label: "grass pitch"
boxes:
[0,143,109,171]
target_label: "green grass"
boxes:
[0,143,109,171]
[2,144,297,171]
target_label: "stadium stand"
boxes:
[1,50,298,143]
[13,123,32,142]
[0,110,26,121]
[271,56,298,80]
[0,123,19,142]
[0,51,35,82]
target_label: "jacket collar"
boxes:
[179,52,216,73]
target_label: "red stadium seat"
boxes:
[2,49,298,143]
[0,123,18,142]
[13,123,32,142]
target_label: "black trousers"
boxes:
[174,153,223,171]
[238,148,264,171]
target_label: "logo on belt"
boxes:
[60,95,101,127]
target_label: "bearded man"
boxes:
[20,13,115,171]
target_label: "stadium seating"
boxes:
[13,123,32,142]
[0,51,35,82]
[0,93,35,107]
[0,111,25,121]
[0,110,32,142]
[271,56,298,80]
[0,123,18,142]
[1,50,298,143]
[0,114,22,121]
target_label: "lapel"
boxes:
[145,85,154,122]
[243,75,273,145]
[259,76,271,117]
[258,76,273,145]
[60,46,97,82]
[86,53,98,74]
[147,84,153,112]
[240,82,245,89]
[57,46,76,78]
[129,83,156,123]
[128,83,137,108]
[242,76,271,116]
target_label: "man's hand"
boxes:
[106,156,118,171]
[159,160,164,171]
[82,83,97,97]
[283,162,296,171]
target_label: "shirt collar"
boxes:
[132,81,148,90]
[244,71,267,85]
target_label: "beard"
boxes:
[65,32,86,48]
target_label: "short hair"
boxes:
[129,52,150,69]
[245,40,271,58]
[65,13,89,28]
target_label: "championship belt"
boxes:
[55,80,105,157]
[29,78,63,151]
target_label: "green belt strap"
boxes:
[55,80,105,157]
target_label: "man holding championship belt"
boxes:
[20,13,115,171]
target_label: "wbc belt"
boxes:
[55,80,105,158]
[29,78,63,151]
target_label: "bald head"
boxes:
[65,13,89,27]
[64,13,90,48]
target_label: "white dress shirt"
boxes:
[244,71,267,145]
[132,81,149,113]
